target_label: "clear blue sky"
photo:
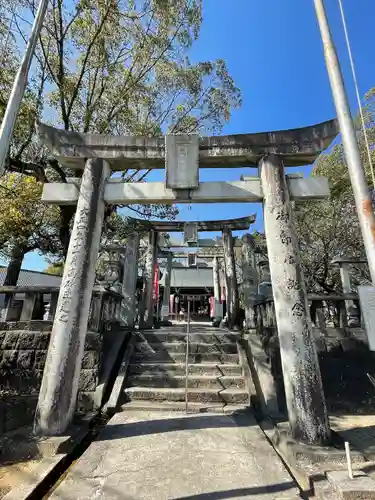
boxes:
[17,0,375,271]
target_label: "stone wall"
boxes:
[318,334,375,414]
[246,326,375,418]
[0,320,102,433]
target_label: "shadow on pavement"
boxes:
[171,482,297,499]
[97,410,254,441]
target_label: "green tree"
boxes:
[0,5,66,282]
[0,174,61,285]
[44,261,64,276]
[293,87,375,293]
[4,0,240,146]
[294,195,365,293]
[0,0,241,283]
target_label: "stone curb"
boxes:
[1,422,91,500]
[326,470,375,499]
[2,455,65,500]
[259,418,375,497]
[104,335,136,413]
[94,330,130,408]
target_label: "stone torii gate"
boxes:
[35,119,337,446]
[136,215,254,328]
[146,216,255,329]
[160,250,225,325]
[160,246,229,325]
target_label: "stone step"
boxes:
[134,342,238,354]
[121,400,249,414]
[123,386,249,404]
[316,484,338,500]
[128,363,243,376]
[137,332,241,343]
[326,470,375,500]
[132,352,239,364]
[127,374,246,389]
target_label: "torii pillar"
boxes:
[260,153,330,445]
[222,228,240,330]
[139,230,158,329]
[339,262,352,296]
[332,257,356,310]
[161,252,173,324]
[212,257,222,325]
[258,260,272,298]
[121,233,140,328]
[34,158,111,436]
[241,234,258,330]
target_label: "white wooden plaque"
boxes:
[161,305,169,318]
[214,302,223,317]
[184,223,198,244]
[165,134,199,189]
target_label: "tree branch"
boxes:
[62,4,83,39]
[66,4,112,121]
[47,158,67,182]
[170,85,211,133]
[15,60,48,159]
[7,158,47,183]
[107,4,188,124]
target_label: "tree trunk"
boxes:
[4,246,27,286]
[2,246,27,312]
[59,171,85,258]
[59,206,76,258]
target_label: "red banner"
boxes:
[153,263,159,302]
[209,296,214,317]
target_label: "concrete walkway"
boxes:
[49,409,299,499]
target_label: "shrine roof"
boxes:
[133,215,255,232]
[159,267,214,288]
[157,238,242,248]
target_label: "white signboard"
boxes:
[214,302,223,318]
[184,223,198,245]
[358,285,375,351]
[161,305,169,318]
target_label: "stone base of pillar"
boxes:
[212,318,221,327]
[159,319,172,326]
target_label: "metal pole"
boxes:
[345,441,354,480]
[185,299,191,413]
[314,0,375,284]
[0,0,49,176]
